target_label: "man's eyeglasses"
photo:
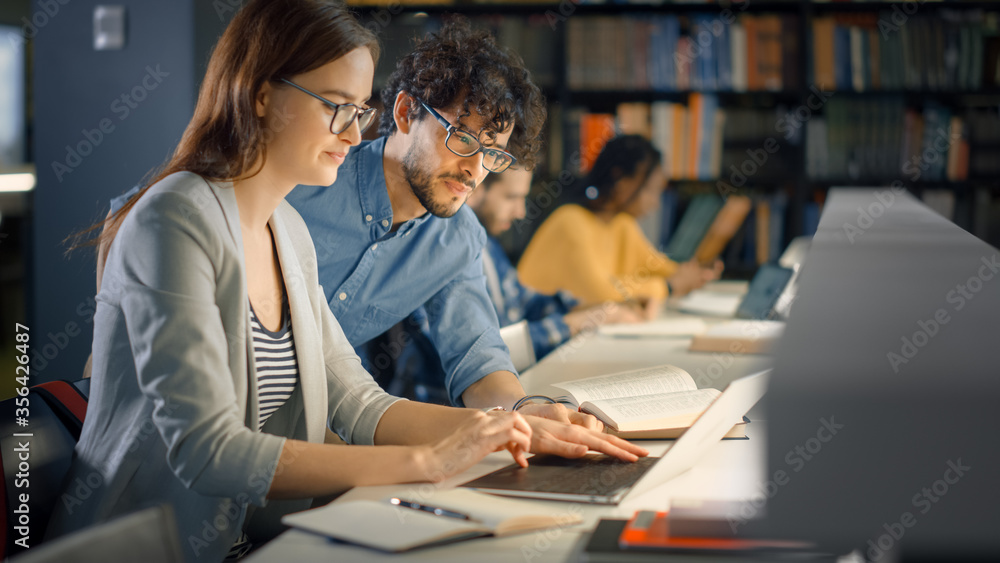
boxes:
[280,78,377,135]
[419,101,517,174]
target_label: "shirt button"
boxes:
[381,219,389,227]
[365,214,373,222]
[371,243,378,251]
[338,292,347,301]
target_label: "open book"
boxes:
[552,365,748,439]
[281,488,582,552]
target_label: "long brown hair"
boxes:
[73,0,378,252]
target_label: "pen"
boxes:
[389,497,471,520]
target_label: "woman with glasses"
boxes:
[518,135,723,318]
[46,2,591,560]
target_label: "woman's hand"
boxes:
[669,259,724,296]
[703,259,724,283]
[604,301,646,324]
[418,410,532,482]
[638,296,663,320]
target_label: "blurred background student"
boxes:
[518,135,723,318]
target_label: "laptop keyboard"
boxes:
[467,453,660,496]
[524,454,659,493]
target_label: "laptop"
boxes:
[677,265,794,319]
[778,236,811,269]
[461,370,770,505]
[733,264,795,320]
[772,236,811,320]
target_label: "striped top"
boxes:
[249,298,299,430]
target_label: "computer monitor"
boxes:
[750,189,1000,561]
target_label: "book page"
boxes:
[585,389,721,429]
[553,364,696,404]
[591,388,719,423]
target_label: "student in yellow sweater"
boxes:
[518,135,722,317]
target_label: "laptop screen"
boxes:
[735,265,795,320]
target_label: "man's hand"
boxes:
[516,402,604,431]
[520,414,649,462]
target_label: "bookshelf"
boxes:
[350,1,1000,272]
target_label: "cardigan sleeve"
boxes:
[116,188,285,507]
[316,280,404,445]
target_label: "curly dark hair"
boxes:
[378,18,547,170]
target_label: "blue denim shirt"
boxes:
[394,236,578,404]
[285,137,515,405]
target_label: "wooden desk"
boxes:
[247,311,773,562]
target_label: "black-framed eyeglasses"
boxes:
[419,101,517,174]
[280,78,377,135]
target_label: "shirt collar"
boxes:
[355,136,394,229]
[355,136,438,236]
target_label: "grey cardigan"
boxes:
[46,172,401,562]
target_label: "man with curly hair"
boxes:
[285,20,628,453]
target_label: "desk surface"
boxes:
[248,299,772,562]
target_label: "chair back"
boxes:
[0,381,87,558]
[499,320,537,373]
[10,505,183,563]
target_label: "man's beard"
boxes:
[401,142,474,218]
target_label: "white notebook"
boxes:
[675,292,742,317]
[281,488,582,552]
[598,317,708,338]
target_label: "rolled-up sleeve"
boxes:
[118,191,284,506]
[425,250,517,406]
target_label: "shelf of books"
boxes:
[805,2,1000,244]
[350,0,1000,269]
